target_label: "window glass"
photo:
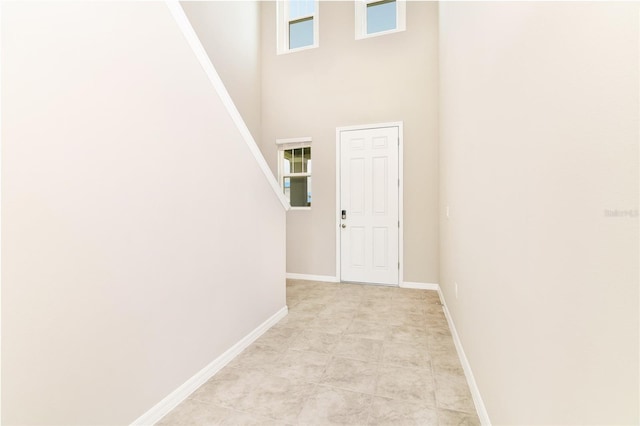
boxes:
[367,0,396,34]
[287,176,311,207]
[289,0,315,20]
[306,150,312,174]
[289,17,314,49]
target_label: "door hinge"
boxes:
[398,261,400,269]
[398,220,400,228]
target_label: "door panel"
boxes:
[350,227,366,266]
[372,157,388,214]
[350,158,365,214]
[340,126,399,286]
[372,227,388,268]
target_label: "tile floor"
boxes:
[158,280,480,425]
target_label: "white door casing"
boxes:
[338,124,401,286]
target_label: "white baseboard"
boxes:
[437,288,491,426]
[131,306,288,426]
[286,273,339,283]
[400,281,439,291]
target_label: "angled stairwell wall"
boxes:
[2,2,286,424]
[181,1,262,142]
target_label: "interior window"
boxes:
[279,143,312,208]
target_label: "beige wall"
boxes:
[439,2,639,424]
[260,1,439,283]
[182,1,262,141]
[1,2,285,424]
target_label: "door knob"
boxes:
[341,224,346,228]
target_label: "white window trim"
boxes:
[276,1,320,55]
[277,137,312,210]
[276,137,312,145]
[355,0,406,40]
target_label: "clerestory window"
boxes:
[355,0,406,39]
[277,0,319,54]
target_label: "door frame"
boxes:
[335,121,404,285]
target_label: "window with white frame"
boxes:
[277,0,319,54]
[355,0,406,39]
[277,138,312,208]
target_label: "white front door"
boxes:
[339,126,399,286]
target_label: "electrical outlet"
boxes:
[454,282,458,299]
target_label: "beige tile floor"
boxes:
[158,280,480,425]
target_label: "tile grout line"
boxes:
[166,281,478,425]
